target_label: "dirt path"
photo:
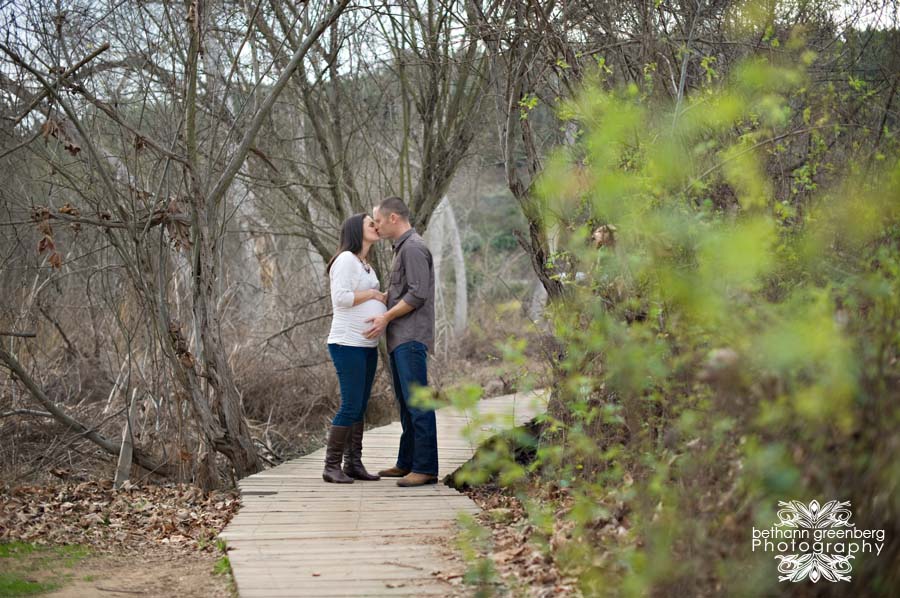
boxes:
[43,547,232,598]
[1,480,241,597]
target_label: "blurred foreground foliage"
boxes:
[444,24,899,598]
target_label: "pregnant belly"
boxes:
[340,299,387,340]
[355,299,387,319]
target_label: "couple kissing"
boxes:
[322,196,438,488]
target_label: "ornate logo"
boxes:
[751,500,886,583]
[774,500,854,582]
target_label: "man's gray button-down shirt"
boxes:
[386,229,435,354]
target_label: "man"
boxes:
[365,197,438,487]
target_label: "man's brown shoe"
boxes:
[378,466,410,478]
[396,472,438,487]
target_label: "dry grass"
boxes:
[1,284,551,488]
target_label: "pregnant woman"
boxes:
[323,213,387,484]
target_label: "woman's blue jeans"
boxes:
[389,341,438,476]
[328,344,378,427]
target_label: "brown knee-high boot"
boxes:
[323,425,354,484]
[343,421,380,481]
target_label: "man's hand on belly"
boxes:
[364,299,415,339]
[364,314,389,339]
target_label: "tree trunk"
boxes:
[443,199,468,338]
[183,0,260,482]
[113,390,138,489]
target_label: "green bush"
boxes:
[452,31,898,597]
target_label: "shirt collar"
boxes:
[392,228,415,253]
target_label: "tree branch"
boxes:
[0,346,172,476]
[9,42,110,126]
[206,0,351,208]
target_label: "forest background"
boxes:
[1,0,898,596]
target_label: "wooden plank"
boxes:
[220,390,547,597]
[238,589,449,597]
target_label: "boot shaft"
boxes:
[323,425,354,484]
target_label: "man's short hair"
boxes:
[377,196,410,221]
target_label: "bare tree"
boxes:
[1,0,349,487]
[246,0,487,256]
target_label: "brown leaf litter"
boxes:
[0,480,239,554]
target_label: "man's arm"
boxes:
[364,299,414,339]
[364,243,431,339]
[398,244,430,310]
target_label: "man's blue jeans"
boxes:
[390,341,438,476]
[328,344,378,427]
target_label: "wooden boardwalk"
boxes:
[219,390,547,598]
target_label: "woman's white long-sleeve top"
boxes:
[327,251,386,347]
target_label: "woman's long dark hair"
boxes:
[326,213,367,275]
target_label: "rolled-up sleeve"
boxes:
[330,253,356,309]
[401,244,431,309]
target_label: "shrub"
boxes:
[451,34,899,597]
